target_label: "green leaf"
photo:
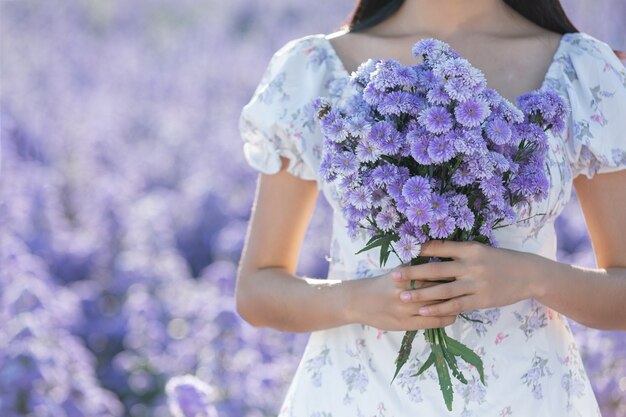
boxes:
[445,335,485,385]
[409,351,435,377]
[432,343,454,411]
[365,233,383,246]
[379,239,390,267]
[355,236,386,255]
[380,155,396,164]
[391,330,417,384]
[442,347,468,384]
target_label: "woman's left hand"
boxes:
[391,239,542,317]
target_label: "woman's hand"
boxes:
[391,240,539,317]
[347,268,458,331]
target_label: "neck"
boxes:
[371,0,515,38]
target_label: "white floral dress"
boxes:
[238,32,626,416]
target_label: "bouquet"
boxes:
[313,38,568,411]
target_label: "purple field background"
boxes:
[1,1,625,416]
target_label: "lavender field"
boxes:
[1,1,624,416]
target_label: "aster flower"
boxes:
[395,234,422,263]
[429,216,456,239]
[428,134,456,163]
[333,152,358,175]
[430,194,450,220]
[419,106,454,134]
[480,175,504,200]
[371,61,419,89]
[485,117,512,145]
[426,84,452,105]
[346,115,372,138]
[454,97,491,127]
[454,206,475,231]
[319,109,349,142]
[402,175,432,203]
[412,38,450,58]
[355,139,380,163]
[347,186,373,210]
[443,77,474,101]
[363,83,386,107]
[372,164,399,187]
[352,58,380,87]
[376,206,400,231]
[405,199,433,226]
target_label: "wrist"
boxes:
[340,278,362,325]
[523,252,551,300]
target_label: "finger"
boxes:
[395,260,463,283]
[419,239,476,259]
[409,315,457,329]
[400,280,473,303]
[417,295,476,316]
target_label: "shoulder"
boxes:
[263,33,341,77]
[547,31,625,98]
[560,32,625,79]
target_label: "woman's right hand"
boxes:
[345,268,458,331]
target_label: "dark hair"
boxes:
[343,0,625,60]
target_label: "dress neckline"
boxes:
[318,32,574,104]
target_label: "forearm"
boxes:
[527,255,626,331]
[235,267,360,333]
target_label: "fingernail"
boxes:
[400,292,411,301]
[391,271,402,280]
[419,307,430,315]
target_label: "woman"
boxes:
[236,0,626,415]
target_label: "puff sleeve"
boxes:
[561,33,626,179]
[238,37,328,181]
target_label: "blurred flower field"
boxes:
[0,1,624,416]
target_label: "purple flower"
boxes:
[346,115,371,138]
[427,134,456,163]
[386,177,405,201]
[430,194,450,220]
[454,97,490,127]
[433,57,471,79]
[405,200,433,226]
[319,109,348,142]
[352,58,380,86]
[395,234,422,262]
[412,38,449,57]
[454,207,475,231]
[419,106,453,134]
[378,90,416,116]
[480,175,504,199]
[369,121,402,154]
[485,118,512,145]
[376,206,400,231]
[426,85,451,105]
[371,164,399,187]
[451,162,475,186]
[407,128,433,165]
[371,60,409,90]
[415,65,442,89]
[355,139,380,162]
[517,89,569,133]
[347,187,373,210]
[333,152,358,175]
[443,77,474,101]
[402,175,431,203]
[363,83,385,106]
[429,217,456,239]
